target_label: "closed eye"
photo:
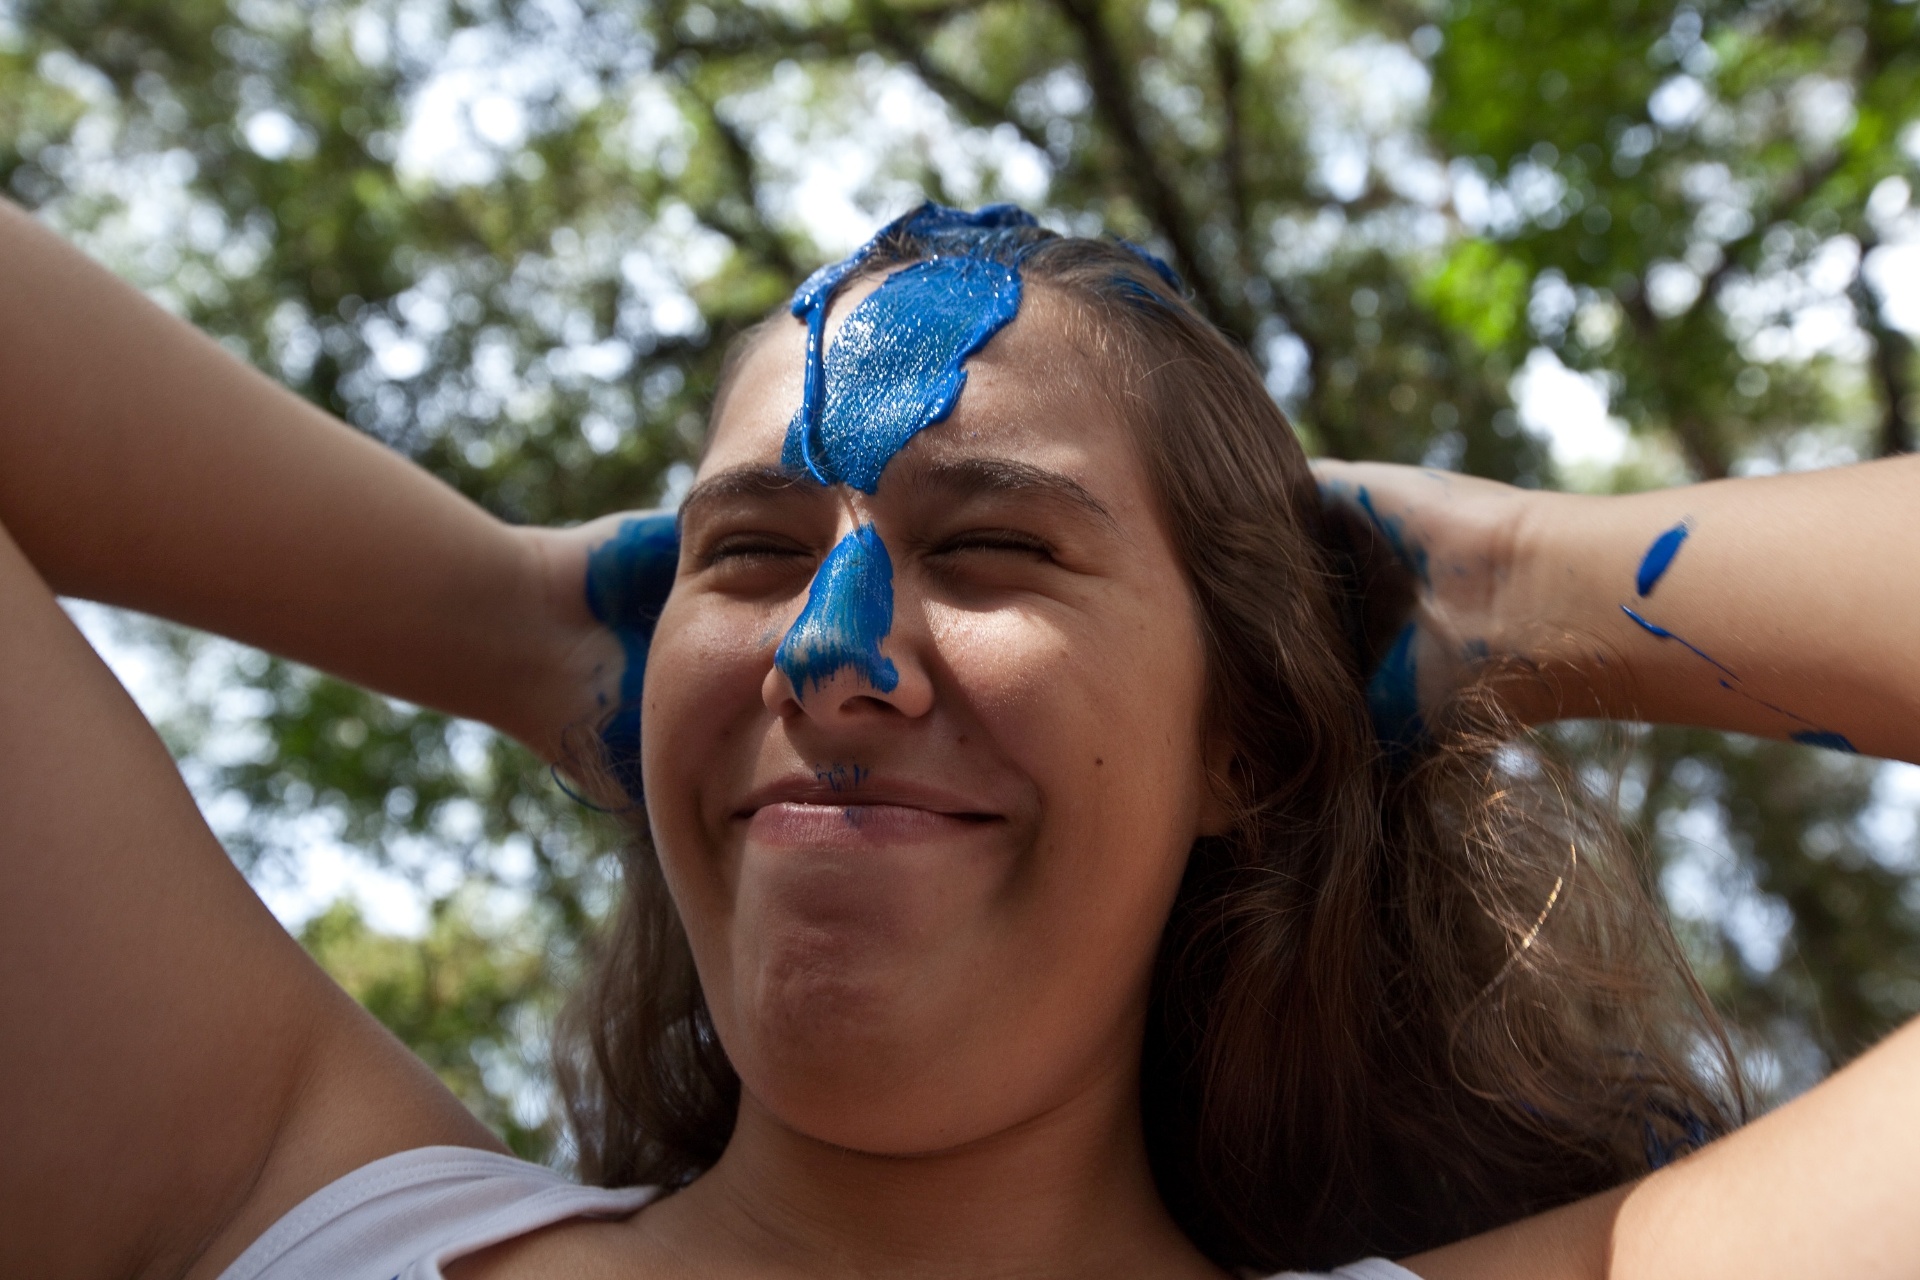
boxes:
[928,530,1057,561]
[698,532,813,570]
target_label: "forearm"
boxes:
[0,199,597,756]
[1502,456,1920,762]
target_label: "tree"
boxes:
[4,0,1916,1160]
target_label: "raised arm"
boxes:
[1316,455,1920,764]
[0,197,617,760]
[1321,455,1920,1280]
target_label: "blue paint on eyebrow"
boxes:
[1366,622,1424,756]
[1791,730,1858,753]
[1635,521,1691,596]
[776,524,900,697]
[1356,486,1430,584]
[782,255,1023,493]
[584,512,680,799]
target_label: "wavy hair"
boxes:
[555,224,1744,1272]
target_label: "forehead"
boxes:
[703,279,1144,499]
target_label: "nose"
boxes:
[762,521,935,722]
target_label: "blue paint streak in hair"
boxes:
[1618,605,1738,679]
[1791,730,1858,753]
[584,512,680,799]
[1115,238,1182,290]
[782,255,1023,493]
[1366,622,1424,756]
[775,524,900,697]
[1355,486,1430,583]
[1635,521,1691,597]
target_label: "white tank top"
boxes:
[214,1145,1419,1280]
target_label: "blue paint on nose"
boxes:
[1635,521,1690,596]
[783,254,1023,493]
[776,523,901,698]
[584,512,680,798]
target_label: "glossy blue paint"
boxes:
[773,203,1042,702]
[1635,521,1690,597]
[782,254,1023,493]
[1366,622,1424,755]
[776,524,901,697]
[1791,730,1858,753]
[583,512,680,799]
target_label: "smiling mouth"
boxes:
[742,801,1003,846]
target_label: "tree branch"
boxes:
[1050,0,1252,344]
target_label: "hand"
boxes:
[518,511,679,798]
[1312,461,1542,746]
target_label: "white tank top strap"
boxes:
[216,1145,657,1280]
[1259,1260,1422,1280]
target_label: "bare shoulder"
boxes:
[444,1208,683,1280]
[1395,1185,1626,1280]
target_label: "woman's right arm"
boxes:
[0,201,636,1275]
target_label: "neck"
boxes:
[637,1061,1223,1280]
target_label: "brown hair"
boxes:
[556,227,1743,1272]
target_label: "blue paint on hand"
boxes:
[783,255,1024,492]
[1791,730,1858,753]
[776,524,901,697]
[1635,520,1690,597]
[1366,622,1425,755]
[1355,486,1429,583]
[584,512,680,799]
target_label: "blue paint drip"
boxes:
[1355,486,1430,583]
[775,524,901,697]
[1635,521,1691,597]
[1366,622,1424,755]
[1618,605,1738,679]
[584,513,680,799]
[1791,730,1858,753]
[782,255,1024,493]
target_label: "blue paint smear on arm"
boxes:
[783,255,1023,493]
[1635,521,1690,596]
[1355,486,1430,584]
[584,513,680,799]
[1618,605,1739,679]
[776,524,900,697]
[1366,622,1425,757]
[1791,730,1858,753]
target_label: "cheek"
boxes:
[640,597,778,910]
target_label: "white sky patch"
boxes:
[1512,346,1630,471]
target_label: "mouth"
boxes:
[732,776,1005,838]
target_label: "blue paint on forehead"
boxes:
[1635,521,1690,597]
[775,523,900,697]
[775,202,1040,700]
[584,513,679,799]
[1791,730,1858,753]
[782,255,1023,492]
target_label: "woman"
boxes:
[1,196,1916,1280]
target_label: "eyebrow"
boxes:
[675,456,1116,531]
[677,464,810,532]
[894,456,1117,528]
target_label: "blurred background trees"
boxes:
[3,0,1916,1162]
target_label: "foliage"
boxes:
[4,0,1916,1159]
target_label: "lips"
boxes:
[733,775,1004,845]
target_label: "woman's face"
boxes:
[642,282,1218,1154]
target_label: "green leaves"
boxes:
[13,0,1918,1153]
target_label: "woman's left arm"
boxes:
[1316,454,1920,764]
[0,197,619,759]
[1320,454,1920,1278]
